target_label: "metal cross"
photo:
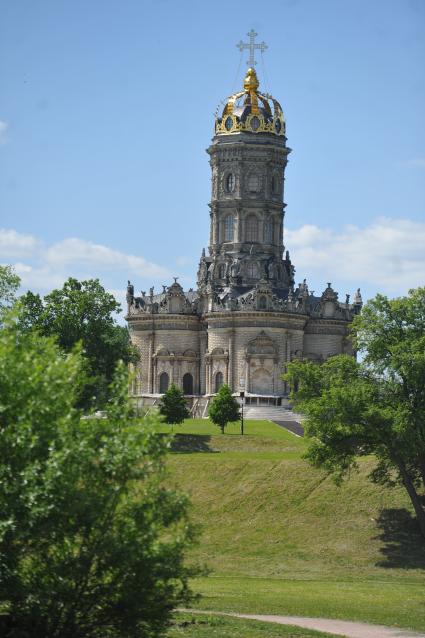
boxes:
[236,30,268,67]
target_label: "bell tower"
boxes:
[198,65,293,294]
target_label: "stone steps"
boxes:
[243,404,304,423]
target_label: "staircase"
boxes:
[242,403,304,424]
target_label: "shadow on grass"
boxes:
[170,434,218,454]
[375,508,425,569]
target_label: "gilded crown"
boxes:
[215,68,285,137]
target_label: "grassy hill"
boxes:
[161,419,425,633]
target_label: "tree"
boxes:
[0,310,198,638]
[0,264,20,311]
[208,384,240,434]
[285,287,425,537]
[19,277,138,410]
[158,383,190,428]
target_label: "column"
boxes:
[244,357,250,394]
[147,332,154,394]
[227,330,234,391]
[199,333,207,394]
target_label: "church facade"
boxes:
[126,65,362,411]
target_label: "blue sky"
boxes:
[1,0,424,313]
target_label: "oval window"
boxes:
[275,118,282,134]
[225,173,235,192]
[251,116,260,131]
[225,116,233,131]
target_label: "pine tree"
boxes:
[159,384,190,428]
[208,384,240,434]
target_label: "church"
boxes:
[126,35,362,414]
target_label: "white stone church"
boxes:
[126,44,362,413]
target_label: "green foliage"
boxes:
[19,277,138,409]
[285,287,425,537]
[208,385,240,434]
[0,264,20,311]
[0,312,198,638]
[159,384,190,426]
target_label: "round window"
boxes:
[225,116,233,131]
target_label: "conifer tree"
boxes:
[159,383,190,428]
[208,384,240,434]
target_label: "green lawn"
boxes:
[168,613,338,637]
[162,418,425,632]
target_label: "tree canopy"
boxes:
[285,287,425,537]
[0,264,20,312]
[19,277,138,409]
[0,309,198,637]
[208,384,240,434]
[159,384,190,427]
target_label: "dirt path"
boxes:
[182,609,425,638]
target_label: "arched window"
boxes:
[218,263,226,279]
[224,215,234,242]
[225,173,235,192]
[246,262,258,279]
[183,373,193,395]
[246,215,258,242]
[259,296,267,310]
[264,219,273,243]
[215,371,224,393]
[159,372,169,394]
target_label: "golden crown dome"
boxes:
[215,68,285,137]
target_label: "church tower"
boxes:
[197,67,294,296]
[126,33,362,407]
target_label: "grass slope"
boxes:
[162,419,425,632]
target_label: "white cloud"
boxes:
[0,120,8,144]
[0,229,40,259]
[0,229,170,294]
[286,217,425,292]
[45,237,169,279]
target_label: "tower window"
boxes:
[246,263,258,278]
[246,215,258,242]
[218,263,226,278]
[225,173,235,192]
[264,219,273,243]
[224,215,234,241]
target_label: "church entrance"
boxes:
[250,368,273,395]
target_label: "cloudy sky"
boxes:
[1,0,424,314]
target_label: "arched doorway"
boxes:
[215,371,223,393]
[159,372,169,394]
[251,368,273,395]
[183,373,193,395]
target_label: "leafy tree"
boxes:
[0,310,198,638]
[0,264,20,311]
[159,383,190,428]
[19,277,138,409]
[285,287,425,537]
[208,384,240,434]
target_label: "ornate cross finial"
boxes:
[236,30,268,67]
